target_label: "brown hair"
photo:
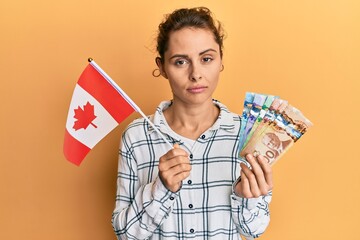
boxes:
[156,7,225,63]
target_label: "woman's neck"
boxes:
[163,100,220,140]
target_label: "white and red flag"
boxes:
[63,60,137,165]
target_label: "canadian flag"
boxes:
[64,61,136,165]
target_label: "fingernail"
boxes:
[246,154,254,160]
[258,155,266,162]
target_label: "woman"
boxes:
[112,7,273,239]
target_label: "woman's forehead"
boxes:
[166,28,220,56]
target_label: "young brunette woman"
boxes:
[112,7,273,240]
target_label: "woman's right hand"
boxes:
[158,144,191,192]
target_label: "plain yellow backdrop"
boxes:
[1,0,359,239]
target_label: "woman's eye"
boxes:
[202,57,213,63]
[175,59,187,66]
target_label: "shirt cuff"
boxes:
[151,176,179,209]
[231,193,264,210]
[231,176,272,210]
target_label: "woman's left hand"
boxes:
[235,154,273,198]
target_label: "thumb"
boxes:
[172,143,189,158]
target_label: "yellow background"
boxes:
[1,0,359,239]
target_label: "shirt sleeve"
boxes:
[111,132,178,240]
[230,178,272,239]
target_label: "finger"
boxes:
[238,167,251,198]
[163,146,188,160]
[168,154,191,166]
[160,162,191,192]
[159,156,190,171]
[245,154,267,187]
[257,155,273,189]
[161,164,191,182]
[245,154,265,179]
[241,163,260,197]
[173,168,191,181]
[166,169,191,192]
[170,160,192,173]
[247,154,271,195]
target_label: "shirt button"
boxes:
[201,135,205,139]
[187,180,192,185]
[170,197,174,200]
[189,154,193,159]
[190,228,194,233]
[189,204,193,209]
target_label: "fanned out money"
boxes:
[238,92,313,165]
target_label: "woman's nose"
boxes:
[189,63,202,81]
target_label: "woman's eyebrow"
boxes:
[169,54,189,60]
[169,48,218,60]
[199,48,217,55]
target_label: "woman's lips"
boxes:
[187,86,207,93]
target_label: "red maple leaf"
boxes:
[73,101,97,130]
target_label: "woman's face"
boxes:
[159,27,222,106]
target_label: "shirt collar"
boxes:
[147,100,236,135]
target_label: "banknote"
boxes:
[238,92,255,150]
[240,105,292,165]
[238,93,267,150]
[238,95,312,165]
[282,105,313,141]
[241,124,294,165]
[243,95,277,147]
[242,99,288,150]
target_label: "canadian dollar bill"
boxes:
[282,105,313,141]
[238,94,312,165]
[238,93,266,150]
[238,92,255,150]
[243,95,277,148]
[242,99,288,150]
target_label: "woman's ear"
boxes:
[220,60,224,72]
[155,57,168,79]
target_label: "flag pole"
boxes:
[87,58,174,150]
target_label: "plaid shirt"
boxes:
[112,100,272,239]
